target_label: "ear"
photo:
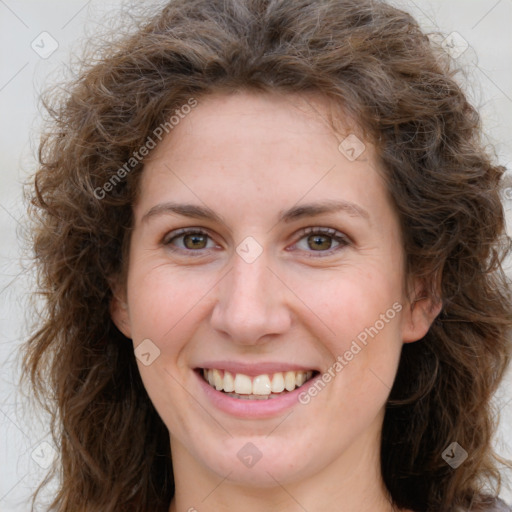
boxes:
[401,276,443,344]
[109,281,132,339]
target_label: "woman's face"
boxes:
[112,91,435,488]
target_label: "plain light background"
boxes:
[1,0,511,510]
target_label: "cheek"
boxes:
[292,267,404,390]
[125,267,207,430]
[296,265,401,338]
[126,263,212,344]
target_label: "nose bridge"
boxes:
[210,248,291,344]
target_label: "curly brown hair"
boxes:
[21,0,512,511]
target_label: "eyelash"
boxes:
[162,226,351,258]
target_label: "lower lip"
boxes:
[194,370,319,419]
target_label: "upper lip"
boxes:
[195,361,320,377]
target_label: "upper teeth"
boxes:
[203,369,314,395]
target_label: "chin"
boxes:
[197,435,324,488]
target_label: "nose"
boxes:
[210,247,292,345]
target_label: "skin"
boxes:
[111,90,441,512]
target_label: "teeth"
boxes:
[284,371,296,391]
[213,369,223,391]
[234,373,252,394]
[223,371,235,392]
[203,368,315,395]
[253,375,272,395]
[271,372,285,393]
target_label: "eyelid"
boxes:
[162,227,211,244]
[162,227,219,256]
[288,226,351,257]
[295,226,349,240]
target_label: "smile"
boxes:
[201,368,318,400]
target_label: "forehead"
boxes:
[149,90,363,165]
[134,90,389,223]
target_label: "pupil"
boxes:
[184,234,206,249]
[309,234,331,251]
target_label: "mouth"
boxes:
[197,368,320,400]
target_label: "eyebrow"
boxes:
[278,200,370,224]
[141,199,370,225]
[142,202,225,224]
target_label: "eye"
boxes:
[291,227,350,257]
[162,228,218,254]
[162,226,350,257]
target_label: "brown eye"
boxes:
[163,228,216,254]
[307,234,333,251]
[183,233,208,249]
[292,227,350,257]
